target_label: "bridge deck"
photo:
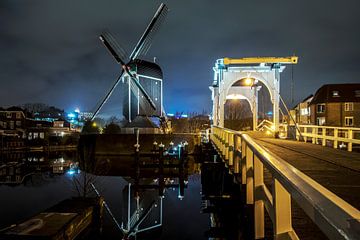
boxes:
[248,132,360,239]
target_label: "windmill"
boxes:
[91,3,168,123]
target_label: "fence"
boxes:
[211,126,360,239]
[296,125,360,151]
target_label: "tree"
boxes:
[81,121,100,134]
[103,122,121,134]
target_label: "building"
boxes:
[309,83,360,127]
[123,59,163,121]
[0,107,27,137]
[293,95,313,125]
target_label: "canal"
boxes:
[0,151,209,239]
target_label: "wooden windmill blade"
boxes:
[91,3,168,120]
[129,3,168,61]
[91,68,125,121]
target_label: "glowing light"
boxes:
[74,108,80,113]
[67,170,76,175]
[266,130,271,135]
[92,122,97,127]
[244,77,253,86]
[167,113,174,117]
[67,113,75,118]
[181,114,188,118]
[226,94,247,100]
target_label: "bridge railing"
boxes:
[295,125,360,151]
[211,126,360,240]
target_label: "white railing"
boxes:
[296,125,360,152]
[211,126,360,240]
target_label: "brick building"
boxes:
[309,83,360,127]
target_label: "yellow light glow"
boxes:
[92,122,97,127]
[266,130,271,135]
[244,78,253,86]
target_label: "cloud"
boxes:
[0,0,360,113]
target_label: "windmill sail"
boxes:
[129,3,168,60]
[91,3,168,121]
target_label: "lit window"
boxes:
[332,91,339,97]
[300,108,309,116]
[345,117,354,126]
[344,102,354,111]
[317,117,325,126]
[317,104,325,113]
[6,112,11,118]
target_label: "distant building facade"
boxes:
[309,84,360,127]
[293,95,313,125]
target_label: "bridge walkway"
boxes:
[248,132,360,239]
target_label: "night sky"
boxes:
[1,0,359,117]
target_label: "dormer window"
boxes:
[332,91,339,97]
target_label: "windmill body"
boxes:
[123,59,163,122]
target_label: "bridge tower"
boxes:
[210,57,298,134]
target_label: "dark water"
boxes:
[0,152,209,239]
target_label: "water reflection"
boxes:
[0,151,78,186]
[0,142,209,239]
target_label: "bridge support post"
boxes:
[322,127,326,146]
[305,127,317,144]
[273,67,281,137]
[234,135,241,174]
[254,155,264,239]
[246,146,254,204]
[225,131,229,162]
[348,129,353,152]
[228,133,234,166]
[241,141,247,185]
[333,128,338,149]
[273,179,292,237]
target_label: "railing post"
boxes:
[241,138,247,185]
[311,127,317,144]
[322,127,326,147]
[348,129,353,152]
[303,127,307,142]
[225,131,229,163]
[234,135,241,174]
[273,179,292,237]
[254,155,264,239]
[220,130,225,156]
[228,132,234,166]
[334,128,338,149]
[246,145,254,204]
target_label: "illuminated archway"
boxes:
[210,57,295,133]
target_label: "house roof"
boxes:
[4,106,25,112]
[310,83,360,104]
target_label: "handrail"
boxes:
[296,124,360,151]
[211,125,360,240]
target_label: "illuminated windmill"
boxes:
[91,3,168,122]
